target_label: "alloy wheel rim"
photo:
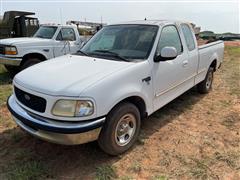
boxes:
[206,72,213,89]
[115,113,136,146]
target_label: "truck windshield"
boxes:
[80,25,158,61]
[34,26,57,39]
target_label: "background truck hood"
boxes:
[14,55,134,96]
[0,37,52,46]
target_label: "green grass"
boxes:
[214,151,240,169]
[0,65,12,106]
[95,165,117,180]
[152,175,169,180]
[129,162,142,173]
[6,160,50,180]
[221,112,240,130]
[222,46,240,97]
[174,150,240,180]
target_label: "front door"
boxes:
[152,25,190,111]
[53,28,78,57]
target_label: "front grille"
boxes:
[0,45,5,55]
[14,86,47,113]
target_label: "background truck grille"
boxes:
[14,86,47,113]
[0,45,5,55]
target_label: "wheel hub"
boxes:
[206,72,213,89]
[115,113,136,146]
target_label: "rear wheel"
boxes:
[98,102,141,155]
[197,67,214,94]
[20,58,42,71]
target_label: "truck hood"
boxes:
[14,55,134,96]
[0,37,52,46]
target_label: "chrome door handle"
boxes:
[182,61,188,67]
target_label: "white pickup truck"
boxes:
[7,20,224,155]
[0,24,83,73]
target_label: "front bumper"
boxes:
[0,55,22,66]
[7,95,105,145]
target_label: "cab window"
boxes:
[156,25,183,55]
[56,28,76,41]
[181,24,196,51]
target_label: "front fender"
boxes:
[106,88,152,117]
[18,47,52,60]
[80,61,153,117]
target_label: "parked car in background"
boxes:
[7,20,224,155]
[0,24,84,74]
[0,11,39,39]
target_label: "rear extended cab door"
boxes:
[179,23,199,86]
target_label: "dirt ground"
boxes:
[0,44,239,180]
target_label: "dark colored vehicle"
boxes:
[0,11,39,39]
[218,34,240,41]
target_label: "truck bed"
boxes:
[195,40,224,84]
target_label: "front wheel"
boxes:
[197,67,214,94]
[20,58,42,71]
[98,102,141,155]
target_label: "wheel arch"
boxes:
[210,59,217,71]
[20,53,47,66]
[107,95,148,119]
[209,51,219,72]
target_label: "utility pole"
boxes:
[60,8,63,25]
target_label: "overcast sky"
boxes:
[1,0,239,33]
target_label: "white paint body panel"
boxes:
[0,25,82,64]
[12,20,224,122]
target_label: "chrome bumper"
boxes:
[7,95,105,145]
[0,56,22,66]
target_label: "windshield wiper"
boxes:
[75,50,89,56]
[93,50,130,62]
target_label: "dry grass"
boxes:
[0,44,239,179]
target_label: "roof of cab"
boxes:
[40,24,77,28]
[109,19,182,26]
[109,19,191,27]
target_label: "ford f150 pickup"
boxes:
[0,24,84,73]
[7,20,224,155]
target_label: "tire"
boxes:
[20,58,42,71]
[98,102,141,155]
[4,65,19,77]
[197,67,214,94]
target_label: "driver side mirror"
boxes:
[154,46,178,62]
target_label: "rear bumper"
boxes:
[0,56,22,66]
[7,95,105,145]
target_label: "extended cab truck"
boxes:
[7,20,224,155]
[0,24,82,73]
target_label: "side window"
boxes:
[61,28,76,41]
[181,24,196,51]
[157,25,182,55]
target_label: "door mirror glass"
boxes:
[154,46,178,62]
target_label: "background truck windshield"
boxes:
[34,26,57,39]
[81,25,158,60]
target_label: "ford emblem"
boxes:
[24,94,31,101]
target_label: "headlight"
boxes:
[5,46,18,55]
[52,100,94,117]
